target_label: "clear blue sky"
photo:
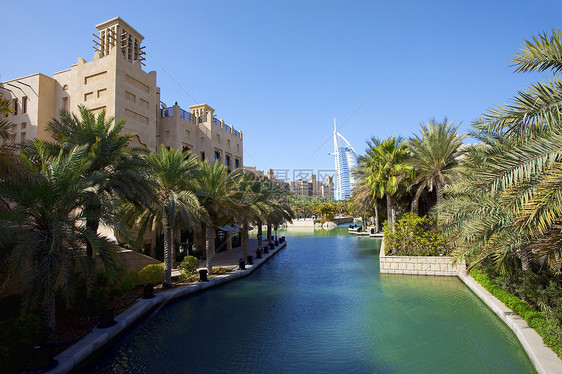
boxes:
[2,0,561,180]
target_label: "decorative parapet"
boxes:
[379,240,466,276]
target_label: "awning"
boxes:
[218,225,238,232]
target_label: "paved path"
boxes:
[172,238,272,276]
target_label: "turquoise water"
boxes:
[83,226,534,373]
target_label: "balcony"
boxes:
[180,109,193,122]
[161,106,241,137]
[161,107,193,122]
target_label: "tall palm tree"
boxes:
[140,147,201,287]
[364,136,412,231]
[233,173,269,257]
[263,182,293,235]
[0,141,118,344]
[351,163,380,232]
[0,94,19,180]
[408,118,465,213]
[196,161,241,274]
[0,94,12,141]
[437,29,562,272]
[46,106,152,265]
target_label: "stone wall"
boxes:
[332,216,354,225]
[379,240,466,276]
[96,249,161,272]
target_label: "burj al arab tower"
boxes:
[330,119,359,200]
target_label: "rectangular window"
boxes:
[235,159,240,169]
[62,97,69,111]
[21,132,26,142]
[22,97,27,113]
[21,122,26,130]
[200,152,205,161]
[13,99,18,115]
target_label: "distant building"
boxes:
[243,167,334,199]
[288,173,334,199]
[330,120,358,200]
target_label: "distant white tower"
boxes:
[330,119,359,200]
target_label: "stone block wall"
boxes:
[379,240,466,276]
[96,249,161,272]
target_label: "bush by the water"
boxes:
[138,263,165,285]
[179,256,199,274]
[383,213,448,256]
[178,256,199,282]
[470,268,562,358]
[120,270,139,293]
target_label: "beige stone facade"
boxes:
[0,17,243,165]
[160,103,243,168]
[0,17,244,256]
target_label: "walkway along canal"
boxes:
[79,226,535,373]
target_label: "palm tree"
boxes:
[140,147,201,286]
[351,163,380,232]
[437,29,562,272]
[232,173,269,257]
[364,136,413,231]
[45,106,152,268]
[196,161,241,274]
[0,94,19,179]
[408,118,464,213]
[0,94,12,141]
[263,182,293,235]
[0,141,118,344]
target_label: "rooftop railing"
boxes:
[180,109,193,122]
[161,106,241,135]
[161,107,173,117]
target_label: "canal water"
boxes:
[83,226,535,373]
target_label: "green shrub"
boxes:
[179,256,199,275]
[76,285,109,315]
[139,263,165,285]
[470,269,562,358]
[213,267,234,274]
[120,271,139,293]
[383,213,448,256]
[177,256,199,282]
[0,314,41,373]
